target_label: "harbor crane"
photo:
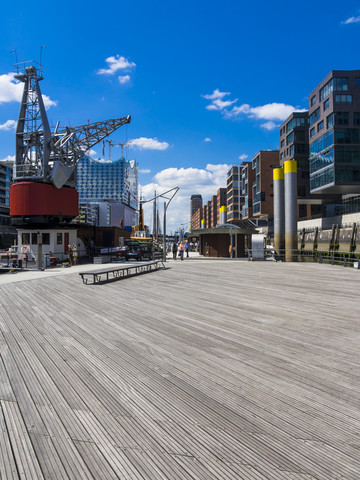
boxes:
[10,62,131,225]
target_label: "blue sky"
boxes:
[1,0,360,232]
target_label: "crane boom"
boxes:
[14,63,131,189]
[51,116,131,187]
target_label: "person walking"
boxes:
[172,242,178,260]
[72,244,78,265]
[179,241,185,260]
[68,245,73,265]
[185,241,190,258]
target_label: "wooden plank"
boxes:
[1,400,44,479]
[0,259,360,478]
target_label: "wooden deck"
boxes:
[1,258,360,479]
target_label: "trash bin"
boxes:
[50,257,57,267]
[43,255,50,267]
[18,259,22,269]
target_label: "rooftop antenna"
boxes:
[40,45,46,68]
[10,49,18,66]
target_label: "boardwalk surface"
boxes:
[0,257,360,479]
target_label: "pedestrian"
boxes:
[172,241,178,260]
[185,241,190,258]
[229,244,232,258]
[179,241,185,260]
[72,244,78,265]
[68,245,73,265]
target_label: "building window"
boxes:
[320,79,334,100]
[334,77,348,91]
[22,233,30,245]
[286,117,306,132]
[311,95,316,106]
[295,143,308,155]
[335,128,360,145]
[280,139,285,148]
[310,127,315,137]
[323,99,329,111]
[294,130,305,142]
[356,78,360,86]
[335,94,352,103]
[286,132,294,145]
[327,113,334,129]
[353,112,360,126]
[42,233,50,245]
[31,233,38,244]
[309,108,320,126]
[335,112,349,126]
[310,131,334,156]
[290,145,294,156]
[57,233,63,245]
[317,120,324,132]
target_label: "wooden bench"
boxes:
[79,260,165,284]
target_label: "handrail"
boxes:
[246,248,360,268]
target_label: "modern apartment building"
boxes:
[191,207,202,229]
[190,194,203,219]
[210,195,217,227]
[216,188,227,224]
[251,151,280,219]
[77,155,138,209]
[308,70,360,195]
[240,162,255,219]
[279,112,321,219]
[226,165,244,223]
[0,160,12,227]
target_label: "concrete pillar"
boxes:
[201,219,205,229]
[219,206,227,225]
[284,160,297,262]
[273,167,285,256]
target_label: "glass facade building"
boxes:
[308,70,360,194]
[0,161,12,226]
[76,155,138,209]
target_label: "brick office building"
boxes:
[251,151,280,220]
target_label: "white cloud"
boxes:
[85,149,97,156]
[140,163,230,233]
[202,89,230,101]
[224,104,251,118]
[261,121,278,131]
[249,103,303,121]
[202,89,237,111]
[0,120,16,131]
[239,154,248,160]
[0,72,57,109]
[128,137,169,150]
[0,73,22,103]
[0,155,15,162]
[97,55,136,75]
[139,168,151,174]
[42,95,58,109]
[341,16,360,24]
[204,137,212,142]
[118,75,131,84]
[203,88,306,128]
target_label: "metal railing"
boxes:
[246,248,360,268]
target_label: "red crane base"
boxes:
[10,182,79,225]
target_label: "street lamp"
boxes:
[143,187,179,262]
